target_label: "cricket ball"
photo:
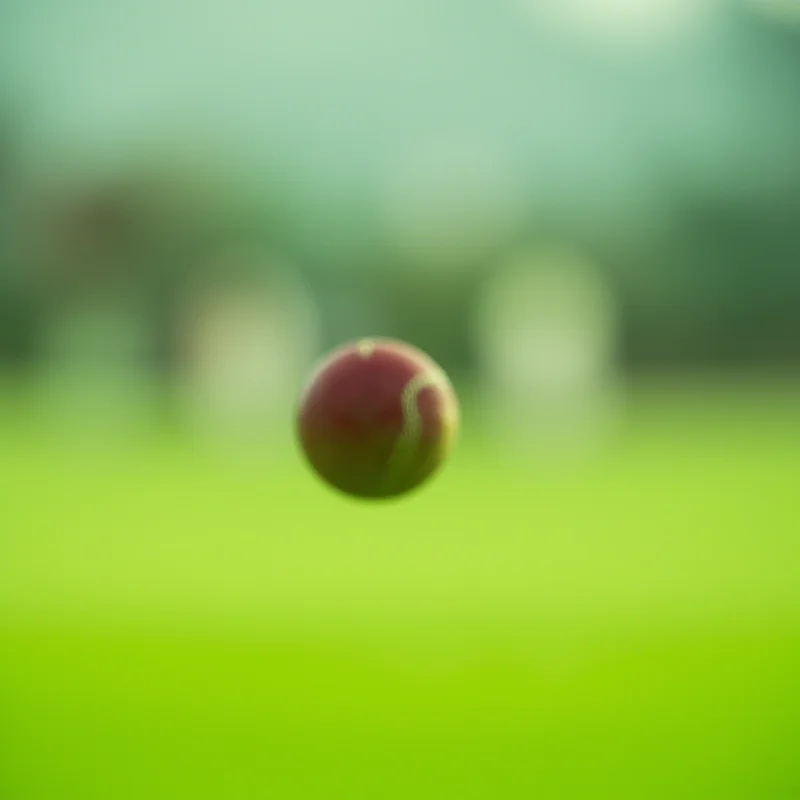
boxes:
[297,338,460,499]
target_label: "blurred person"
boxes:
[475,244,623,458]
[171,246,319,448]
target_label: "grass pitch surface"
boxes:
[1,381,799,798]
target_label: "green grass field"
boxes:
[2,380,799,799]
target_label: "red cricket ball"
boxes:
[297,338,460,499]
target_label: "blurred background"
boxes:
[1,0,800,797]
